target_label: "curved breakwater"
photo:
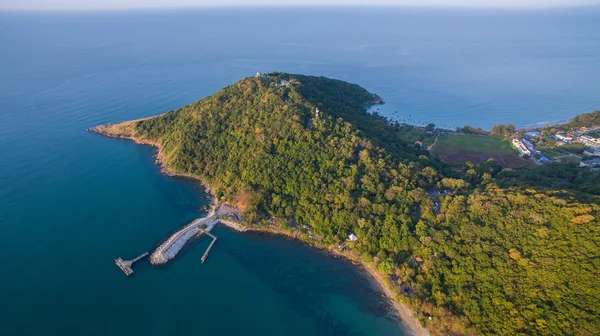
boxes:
[150,215,217,264]
[151,226,201,264]
[148,206,242,265]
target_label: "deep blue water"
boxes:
[1,7,599,336]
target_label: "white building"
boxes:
[348,233,358,242]
[277,79,290,87]
[521,138,540,154]
[556,133,574,142]
[580,135,600,147]
[512,138,531,156]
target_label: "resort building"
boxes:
[521,138,540,154]
[512,138,531,156]
[556,133,574,142]
[580,135,600,147]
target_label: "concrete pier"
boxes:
[115,252,149,276]
[200,230,217,263]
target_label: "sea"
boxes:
[1,7,599,336]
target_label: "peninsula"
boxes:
[93,73,600,336]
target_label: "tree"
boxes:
[378,258,397,275]
[490,124,516,138]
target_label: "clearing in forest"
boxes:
[431,134,527,168]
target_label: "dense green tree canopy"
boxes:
[490,124,516,137]
[130,74,599,335]
[561,110,600,130]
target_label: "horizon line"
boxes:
[2,4,599,12]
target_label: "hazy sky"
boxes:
[2,0,598,10]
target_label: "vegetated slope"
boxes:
[560,110,600,130]
[126,73,598,335]
[429,186,599,335]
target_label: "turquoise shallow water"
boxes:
[1,7,600,336]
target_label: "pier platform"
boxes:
[115,252,149,276]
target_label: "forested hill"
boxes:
[560,110,600,130]
[104,73,599,335]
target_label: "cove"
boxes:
[0,132,406,336]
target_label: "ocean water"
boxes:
[1,7,599,336]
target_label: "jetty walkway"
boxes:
[200,230,217,263]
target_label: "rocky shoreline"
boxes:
[90,122,429,336]
[89,123,216,196]
[218,219,249,232]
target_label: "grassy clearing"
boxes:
[434,135,517,155]
[432,134,527,168]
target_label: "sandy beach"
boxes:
[218,221,430,336]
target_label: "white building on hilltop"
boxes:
[348,233,358,242]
